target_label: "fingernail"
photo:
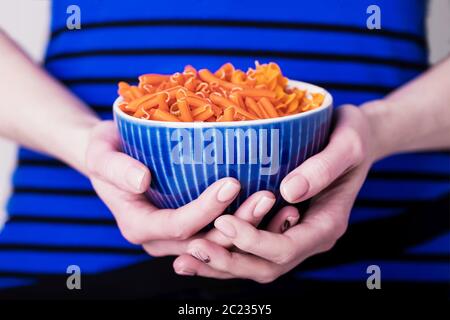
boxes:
[126,166,146,191]
[217,180,240,202]
[189,248,210,263]
[215,218,236,238]
[176,268,196,276]
[281,216,299,233]
[281,220,290,233]
[253,195,276,218]
[281,174,309,202]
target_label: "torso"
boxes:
[1,0,448,298]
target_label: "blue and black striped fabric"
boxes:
[0,0,449,296]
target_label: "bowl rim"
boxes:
[113,79,333,128]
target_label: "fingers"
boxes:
[142,191,275,256]
[280,105,367,203]
[266,206,300,233]
[173,255,234,279]
[86,121,151,194]
[185,239,279,283]
[110,177,241,244]
[212,215,295,264]
[205,191,275,247]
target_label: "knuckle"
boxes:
[120,226,142,245]
[273,251,293,265]
[315,213,336,236]
[312,212,347,252]
[272,243,295,265]
[315,156,334,184]
[117,216,143,245]
[345,127,366,164]
[320,239,337,253]
[143,244,166,257]
[168,225,191,240]
[238,229,260,251]
[334,218,348,239]
[255,269,278,284]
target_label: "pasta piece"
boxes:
[176,90,194,122]
[139,74,169,85]
[238,88,277,99]
[214,63,235,80]
[149,109,181,122]
[199,69,243,91]
[258,97,279,118]
[191,105,215,121]
[209,93,238,109]
[245,97,266,119]
[218,107,235,122]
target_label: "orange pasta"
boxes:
[150,109,180,122]
[175,90,194,122]
[218,107,235,122]
[259,97,279,118]
[245,97,266,119]
[117,62,325,122]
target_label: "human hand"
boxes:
[173,105,377,282]
[85,121,278,255]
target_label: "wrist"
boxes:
[56,115,101,176]
[360,99,398,162]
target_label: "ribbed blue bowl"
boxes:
[114,80,333,212]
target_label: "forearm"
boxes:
[0,31,100,175]
[362,57,450,161]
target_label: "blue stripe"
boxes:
[7,194,110,219]
[297,261,450,282]
[18,148,53,161]
[358,180,450,201]
[349,207,404,224]
[0,251,149,274]
[13,167,91,189]
[373,153,450,175]
[0,277,35,290]
[50,0,426,36]
[0,223,134,249]
[47,27,425,63]
[407,233,450,255]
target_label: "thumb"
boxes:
[85,121,151,193]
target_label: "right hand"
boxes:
[85,121,281,257]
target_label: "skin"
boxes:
[1,30,449,283]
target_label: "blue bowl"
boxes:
[114,80,333,212]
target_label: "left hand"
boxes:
[173,105,378,282]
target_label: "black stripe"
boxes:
[16,158,450,182]
[12,186,442,209]
[367,171,450,182]
[60,77,395,95]
[0,243,144,255]
[50,19,426,47]
[354,199,439,208]
[14,187,96,196]
[0,254,447,281]
[8,215,116,226]
[45,48,427,71]
[18,158,67,167]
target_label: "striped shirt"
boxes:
[0,0,449,297]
